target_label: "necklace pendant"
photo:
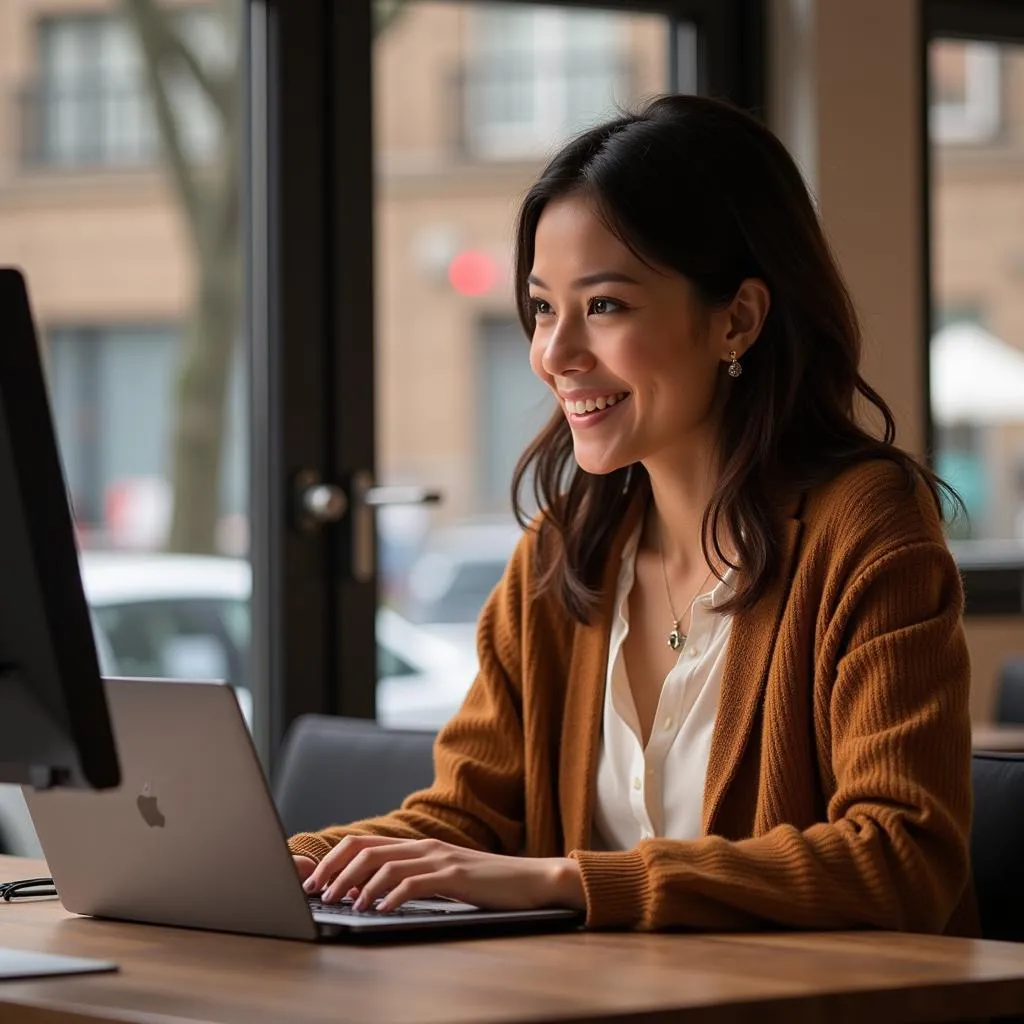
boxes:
[667,625,684,651]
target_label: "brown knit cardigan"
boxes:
[289,460,975,934]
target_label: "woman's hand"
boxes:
[301,835,586,913]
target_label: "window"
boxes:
[46,326,247,551]
[464,4,628,159]
[928,38,1024,543]
[28,9,227,167]
[0,0,766,780]
[929,41,1002,145]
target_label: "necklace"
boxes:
[658,527,716,651]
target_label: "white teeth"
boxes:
[564,392,628,416]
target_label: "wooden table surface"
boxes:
[0,857,1024,1024]
[972,723,1024,752]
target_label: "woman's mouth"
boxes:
[562,391,630,426]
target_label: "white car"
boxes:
[0,552,478,856]
[404,517,521,653]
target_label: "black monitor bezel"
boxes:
[0,268,120,790]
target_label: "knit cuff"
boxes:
[569,847,651,930]
[287,832,334,864]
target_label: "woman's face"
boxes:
[528,194,728,477]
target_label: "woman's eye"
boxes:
[530,297,553,317]
[589,297,621,315]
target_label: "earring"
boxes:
[727,350,743,378]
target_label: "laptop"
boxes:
[23,678,582,941]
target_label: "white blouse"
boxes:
[591,521,736,850]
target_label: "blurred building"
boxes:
[0,1,1021,547]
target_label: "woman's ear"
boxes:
[724,278,771,358]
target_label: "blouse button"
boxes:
[631,776,642,790]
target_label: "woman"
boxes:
[289,95,974,935]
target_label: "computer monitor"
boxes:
[0,267,120,791]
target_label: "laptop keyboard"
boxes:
[308,898,463,918]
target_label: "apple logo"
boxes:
[136,784,166,828]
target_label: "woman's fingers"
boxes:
[346,856,446,913]
[321,842,437,903]
[376,869,459,912]
[303,835,409,893]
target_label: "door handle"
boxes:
[294,469,442,582]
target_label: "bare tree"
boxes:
[121,0,406,553]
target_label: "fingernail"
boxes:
[354,895,367,912]
[303,877,316,893]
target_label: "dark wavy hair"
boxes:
[511,94,961,624]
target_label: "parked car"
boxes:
[81,551,255,724]
[0,552,478,856]
[403,518,522,654]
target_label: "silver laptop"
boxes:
[23,678,581,941]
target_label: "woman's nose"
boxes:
[541,317,594,377]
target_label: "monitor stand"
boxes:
[0,947,116,979]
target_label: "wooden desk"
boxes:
[973,723,1024,752]
[0,857,1023,1024]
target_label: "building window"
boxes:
[464,5,627,160]
[929,41,1001,146]
[26,10,225,168]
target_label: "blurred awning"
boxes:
[931,322,1024,425]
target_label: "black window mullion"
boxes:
[327,0,377,721]
[250,0,335,765]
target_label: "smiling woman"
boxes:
[288,95,975,937]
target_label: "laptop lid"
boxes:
[24,677,319,941]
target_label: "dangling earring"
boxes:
[621,463,634,495]
[727,350,743,378]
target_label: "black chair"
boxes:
[971,751,1024,944]
[995,658,1024,724]
[273,715,437,837]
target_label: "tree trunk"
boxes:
[165,231,240,552]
